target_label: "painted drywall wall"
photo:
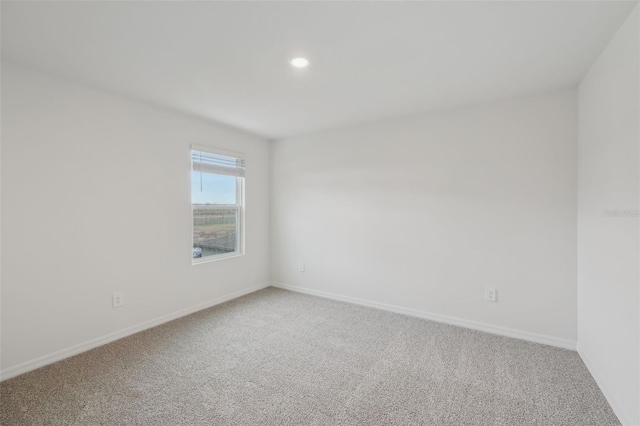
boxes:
[270,89,578,347]
[0,63,270,377]
[577,6,639,425]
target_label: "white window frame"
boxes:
[191,145,245,265]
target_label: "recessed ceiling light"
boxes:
[290,57,310,68]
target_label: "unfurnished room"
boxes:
[0,1,638,425]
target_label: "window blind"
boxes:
[191,150,245,178]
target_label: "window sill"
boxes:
[192,252,244,265]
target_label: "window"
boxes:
[191,146,245,263]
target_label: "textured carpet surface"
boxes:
[1,287,619,425]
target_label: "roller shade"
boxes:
[191,149,245,178]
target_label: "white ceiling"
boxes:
[2,1,637,139]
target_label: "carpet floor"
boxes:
[1,287,619,425]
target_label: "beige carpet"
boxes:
[1,287,619,425]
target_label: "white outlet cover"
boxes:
[298,262,305,272]
[485,287,497,302]
[113,292,124,308]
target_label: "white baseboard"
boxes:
[578,345,634,426]
[271,282,577,351]
[0,282,270,382]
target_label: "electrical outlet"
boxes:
[485,287,497,302]
[299,262,305,272]
[112,292,124,308]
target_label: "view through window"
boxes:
[191,148,244,262]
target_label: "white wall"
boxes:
[577,6,639,426]
[271,89,578,347]
[0,63,270,378]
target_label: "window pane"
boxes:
[191,148,244,262]
[191,171,236,205]
[193,207,238,259]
